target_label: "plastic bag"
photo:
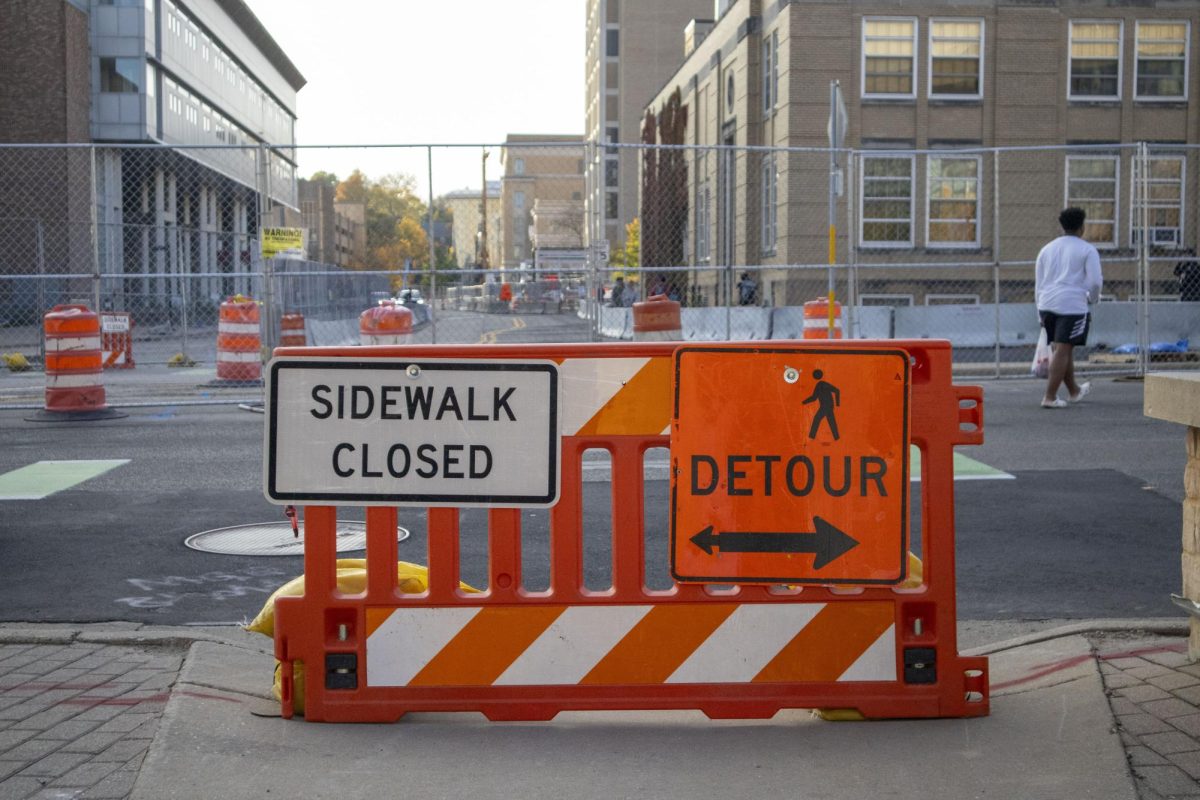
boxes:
[1031,328,1050,378]
[246,559,478,714]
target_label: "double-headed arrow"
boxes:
[689,516,859,569]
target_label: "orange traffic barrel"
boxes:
[632,294,682,341]
[360,303,414,345]
[802,298,843,339]
[217,296,262,382]
[29,304,125,421]
[280,313,307,347]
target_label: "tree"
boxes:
[308,171,339,189]
[621,217,640,270]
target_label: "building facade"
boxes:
[498,135,586,270]
[0,0,304,311]
[297,179,366,268]
[444,181,501,270]
[645,0,1200,305]
[584,0,713,255]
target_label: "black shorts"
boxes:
[1040,310,1090,346]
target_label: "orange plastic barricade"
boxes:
[100,312,134,369]
[279,313,307,347]
[359,303,413,345]
[803,298,842,339]
[266,340,987,722]
[216,296,261,382]
[632,294,682,341]
[42,305,107,412]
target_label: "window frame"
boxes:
[762,30,779,114]
[1064,154,1121,249]
[1068,19,1124,102]
[858,153,915,248]
[925,154,982,250]
[1130,153,1186,250]
[1134,20,1190,101]
[862,16,918,100]
[927,18,984,101]
[760,154,777,253]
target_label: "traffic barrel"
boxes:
[30,305,125,421]
[802,298,843,339]
[632,294,682,341]
[279,313,307,347]
[360,302,414,346]
[216,296,262,382]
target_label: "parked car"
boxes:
[397,288,424,305]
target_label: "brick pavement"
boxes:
[0,641,183,800]
[1097,634,1200,799]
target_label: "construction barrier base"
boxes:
[25,407,127,423]
[269,340,989,723]
[203,377,264,389]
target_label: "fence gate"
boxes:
[265,340,988,722]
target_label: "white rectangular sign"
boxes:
[264,358,561,507]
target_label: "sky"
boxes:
[245,0,586,198]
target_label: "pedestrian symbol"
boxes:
[803,369,840,440]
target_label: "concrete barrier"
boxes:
[681,307,771,341]
[598,306,630,339]
[771,306,893,340]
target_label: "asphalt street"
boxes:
[0,374,1186,631]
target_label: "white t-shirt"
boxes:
[1035,235,1103,315]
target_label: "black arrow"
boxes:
[689,517,859,570]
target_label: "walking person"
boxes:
[802,369,841,440]
[1035,207,1104,409]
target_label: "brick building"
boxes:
[645,0,1200,306]
[498,135,586,271]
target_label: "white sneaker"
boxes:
[1069,382,1091,403]
[1041,398,1068,409]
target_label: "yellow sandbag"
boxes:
[245,559,478,714]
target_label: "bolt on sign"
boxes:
[260,227,305,259]
[264,358,560,507]
[670,345,910,585]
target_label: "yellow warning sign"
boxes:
[260,227,305,259]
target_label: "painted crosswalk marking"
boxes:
[0,460,130,500]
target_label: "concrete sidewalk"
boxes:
[0,623,1197,800]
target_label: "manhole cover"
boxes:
[184,521,410,556]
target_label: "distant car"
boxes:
[369,291,393,306]
[397,288,424,305]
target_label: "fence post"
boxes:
[993,148,1001,378]
[427,145,438,344]
[90,146,101,314]
[590,138,601,342]
[846,148,857,338]
[1138,142,1150,378]
[256,144,276,355]
[36,219,46,369]
[179,225,189,361]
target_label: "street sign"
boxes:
[670,345,910,585]
[264,358,561,507]
[260,227,305,259]
[535,248,590,271]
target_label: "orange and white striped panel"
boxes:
[365,602,896,687]
[559,356,673,437]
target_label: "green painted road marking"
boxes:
[910,446,1013,482]
[0,460,130,500]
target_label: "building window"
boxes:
[926,156,980,247]
[606,28,619,57]
[760,154,777,252]
[605,192,618,219]
[605,159,618,188]
[762,32,778,113]
[697,183,711,262]
[1069,21,1123,100]
[605,125,619,155]
[1132,154,1185,249]
[99,58,141,93]
[863,18,917,98]
[1065,155,1119,247]
[860,155,914,247]
[726,73,736,113]
[1136,21,1189,100]
[929,19,983,98]
[514,158,525,175]
[514,191,525,212]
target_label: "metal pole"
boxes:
[179,225,189,361]
[845,149,856,338]
[36,220,46,368]
[827,81,838,335]
[993,149,1002,378]
[589,139,599,342]
[428,145,438,344]
[1138,142,1151,378]
[90,146,101,313]
[256,145,275,354]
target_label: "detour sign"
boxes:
[670,345,910,585]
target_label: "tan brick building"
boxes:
[444,181,501,270]
[498,135,586,271]
[585,0,713,255]
[646,0,1200,305]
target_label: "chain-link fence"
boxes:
[1,140,1197,402]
